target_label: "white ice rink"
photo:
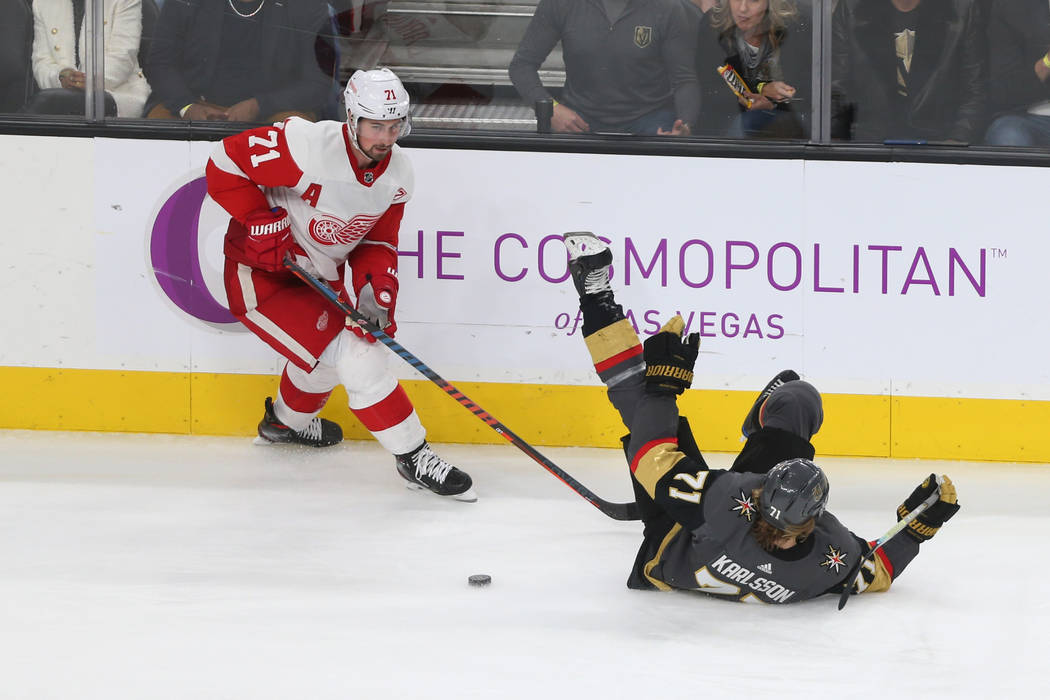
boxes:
[1,429,1044,699]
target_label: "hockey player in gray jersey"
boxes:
[563,232,960,604]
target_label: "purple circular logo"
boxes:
[148,175,239,328]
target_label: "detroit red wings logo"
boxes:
[308,213,381,246]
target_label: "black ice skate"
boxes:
[741,370,800,438]
[563,232,613,298]
[395,441,477,502]
[256,396,343,447]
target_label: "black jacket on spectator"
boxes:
[831,0,986,143]
[986,0,1050,119]
[694,7,812,137]
[146,0,330,118]
[0,0,33,113]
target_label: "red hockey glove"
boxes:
[345,266,398,342]
[243,207,296,272]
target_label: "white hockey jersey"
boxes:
[207,117,413,282]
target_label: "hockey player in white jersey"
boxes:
[206,68,476,502]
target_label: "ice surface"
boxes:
[0,430,1044,699]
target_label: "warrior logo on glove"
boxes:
[642,316,700,396]
[898,474,960,542]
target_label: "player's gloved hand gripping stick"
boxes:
[837,475,952,610]
[284,255,641,521]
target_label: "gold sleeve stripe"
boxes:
[631,438,686,499]
[584,319,642,368]
[862,547,895,594]
[642,523,682,591]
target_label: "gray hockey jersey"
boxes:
[643,470,864,603]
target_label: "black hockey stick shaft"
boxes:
[836,484,942,610]
[284,256,641,521]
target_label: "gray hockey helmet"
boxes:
[759,458,829,530]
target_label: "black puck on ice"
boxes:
[468,574,492,587]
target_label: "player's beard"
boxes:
[362,143,391,162]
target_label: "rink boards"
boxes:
[0,133,1047,462]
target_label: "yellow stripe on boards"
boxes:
[891,395,1049,461]
[0,367,190,433]
[0,366,1044,463]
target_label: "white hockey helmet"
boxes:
[344,68,412,147]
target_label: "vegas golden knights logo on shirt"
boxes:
[634,26,652,48]
[895,28,916,97]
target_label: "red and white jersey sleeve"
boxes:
[210,117,414,282]
[206,120,305,224]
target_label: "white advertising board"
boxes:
[1,134,1045,401]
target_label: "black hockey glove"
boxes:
[643,316,700,396]
[897,474,960,542]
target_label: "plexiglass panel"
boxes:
[3,0,1049,153]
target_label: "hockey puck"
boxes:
[468,574,492,587]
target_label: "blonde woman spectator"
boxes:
[30,0,150,118]
[695,0,811,138]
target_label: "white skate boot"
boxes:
[563,232,613,297]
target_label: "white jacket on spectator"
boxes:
[31,0,150,117]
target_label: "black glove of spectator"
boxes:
[897,474,960,542]
[643,316,699,396]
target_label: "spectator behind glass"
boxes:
[694,0,811,139]
[30,0,151,117]
[145,0,330,122]
[984,0,1050,148]
[683,0,717,22]
[830,0,986,144]
[330,0,387,36]
[508,0,699,136]
[1,0,34,113]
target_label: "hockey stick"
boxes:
[836,479,943,610]
[284,255,641,521]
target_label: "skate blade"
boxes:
[404,482,478,503]
[453,487,478,503]
[252,435,341,448]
